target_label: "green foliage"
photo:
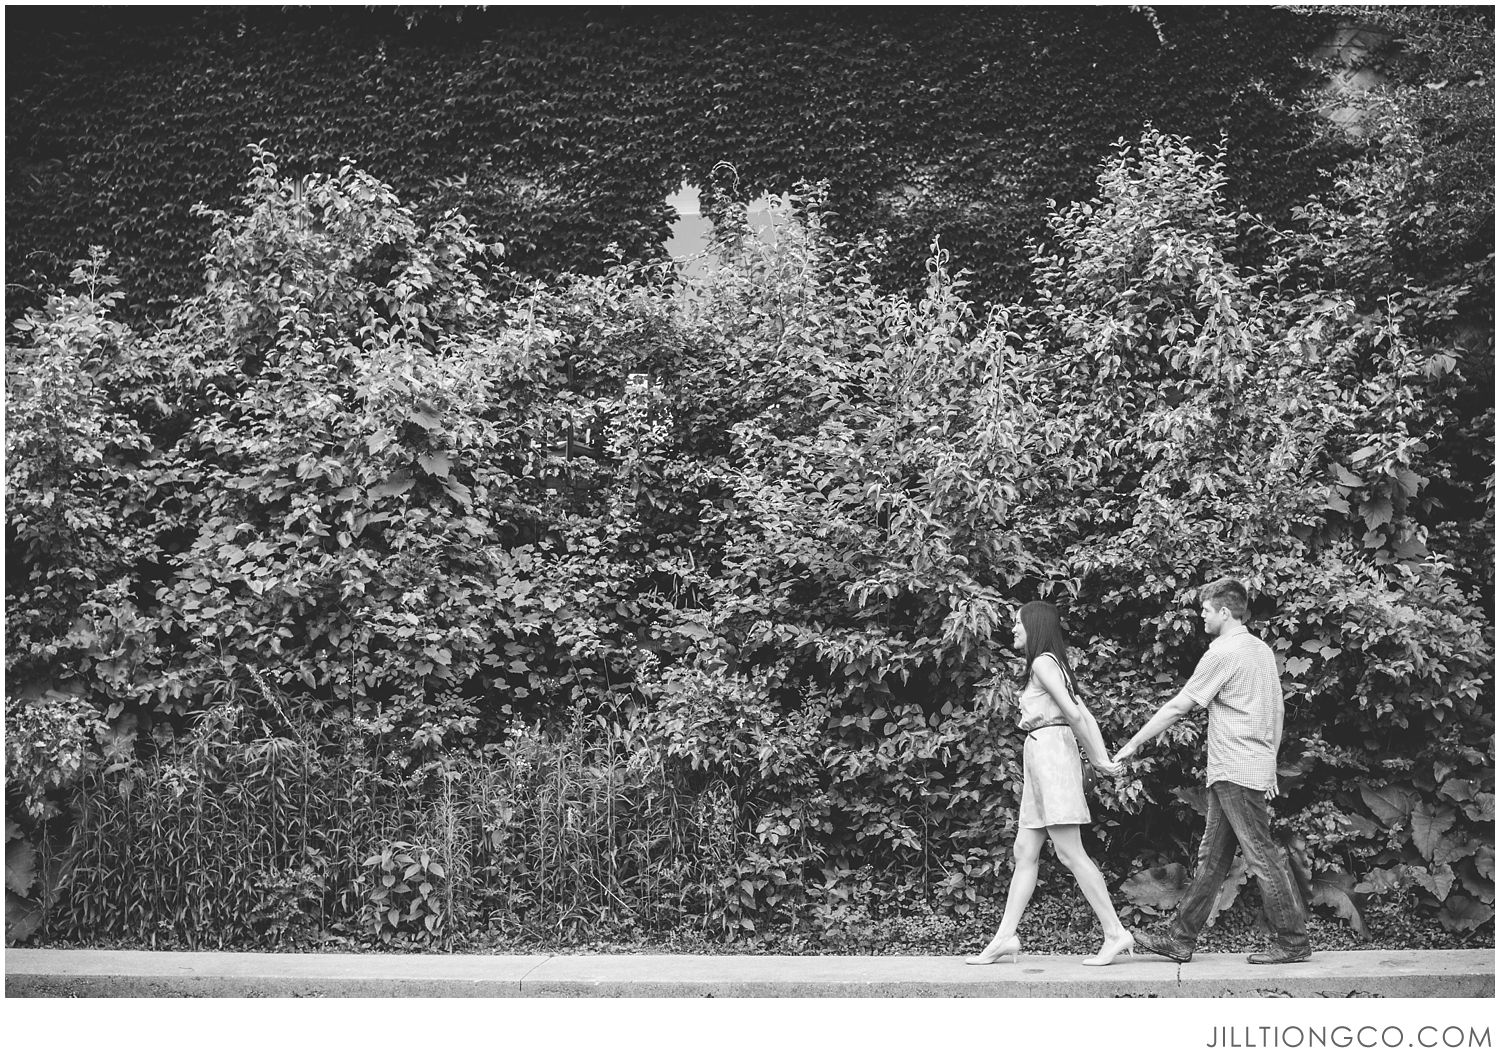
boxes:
[1342,755,1495,935]
[1300,5,1493,293]
[6,819,46,945]
[651,125,1494,930]
[6,120,1491,945]
[1256,7,1496,926]
[41,703,763,948]
[470,712,741,942]
[1119,862,1191,919]
[1291,4,1494,603]
[164,148,524,715]
[992,126,1493,923]
[3,697,103,942]
[646,221,1045,922]
[7,147,646,742]
[50,701,382,948]
[999,128,1491,721]
[6,6,1340,319]
[361,842,448,945]
[5,697,101,823]
[5,252,160,703]
[1288,110,1493,605]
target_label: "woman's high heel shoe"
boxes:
[1082,930,1135,967]
[965,934,1021,965]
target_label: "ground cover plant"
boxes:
[5,114,1493,947]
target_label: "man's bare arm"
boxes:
[1116,690,1198,761]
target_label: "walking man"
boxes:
[1115,577,1311,964]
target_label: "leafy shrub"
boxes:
[6,123,1491,946]
[361,842,448,945]
[4,697,104,943]
[5,697,101,823]
[5,252,166,713]
[651,126,1493,931]
[995,126,1493,928]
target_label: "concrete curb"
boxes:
[6,947,1493,998]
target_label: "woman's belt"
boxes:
[1021,722,1069,737]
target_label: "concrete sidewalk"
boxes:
[6,947,1492,997]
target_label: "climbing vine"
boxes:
[7,5,1340,318]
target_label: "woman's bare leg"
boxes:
[1047,824,1129,944]
[984,826,1047,946]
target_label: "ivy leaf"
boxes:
[1282,655,1312,677]
[1390,535,1424,559]
[1170,785,1207,816]
[1358,495,1394,530]
[1410,804,1457,862]
[442,478,472,507]
[417,451,452,478]
[368,476,415,501]
[1360,782,1416,828]
[1389,466,1422,499]
[674,621,715,642]
[1328,461,1365,487]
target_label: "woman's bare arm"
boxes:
[1032,655,1113,768]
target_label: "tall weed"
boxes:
[41,703,770,947]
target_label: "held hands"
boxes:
[1100,736,1148,774]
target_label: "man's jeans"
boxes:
[1165,781,1309,953]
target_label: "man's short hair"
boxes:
[1201,577,1249,620]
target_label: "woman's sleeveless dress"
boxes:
[1017,654,1090,829]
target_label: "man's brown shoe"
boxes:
[1248,945,1312,964]
[1132,929,1193,962]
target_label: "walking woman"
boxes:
[967,600,1135,966]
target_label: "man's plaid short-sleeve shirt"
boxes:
[1182,628,1285,791]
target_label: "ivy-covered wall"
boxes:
[6,5,1341,318]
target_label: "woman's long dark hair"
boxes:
[1018,600,1081,698]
